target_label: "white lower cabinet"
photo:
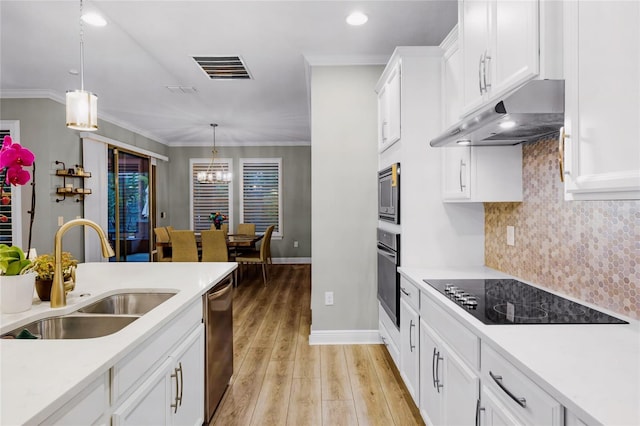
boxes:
[399,298,420,404]
[481,385,525,426]
[40,373,109,425]
[113,325,204,426]
[419,319,480,426]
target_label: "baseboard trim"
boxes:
[309,329,382,345]
[273,257,311,264]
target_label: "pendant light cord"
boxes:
[79,0,85,91]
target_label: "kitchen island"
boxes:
[0,261,236,425]
[399,266,640,426]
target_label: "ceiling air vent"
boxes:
[192,56,252,80]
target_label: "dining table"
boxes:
[156,232,263,250]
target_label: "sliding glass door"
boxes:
[108,148,151,262]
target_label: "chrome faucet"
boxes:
[50,218,115,308]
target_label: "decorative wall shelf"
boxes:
[55,161,92,202]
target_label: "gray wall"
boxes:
[167,145,311,259]
[0,98,168,260]
[310,65,383,332]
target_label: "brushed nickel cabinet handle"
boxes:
[170,368,179,413]
[479,53,485,94]
[483,50,492,91]
[459,159,467,192]
[409,320,415,352]
[435,351,444,393]
[558,127,569,182]
[177,362,184,407]
[490,371,527,408]
[400,287,410,296]
[432,347,437,388]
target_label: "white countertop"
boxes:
[0,262,236,426]
[399,266,640,426]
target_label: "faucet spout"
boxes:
[50,219,115,308]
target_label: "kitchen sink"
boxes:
[76,292,176,315]
[1,314,139,339]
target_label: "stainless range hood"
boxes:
[430,80,565,147]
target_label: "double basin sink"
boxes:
[1,292,176,340]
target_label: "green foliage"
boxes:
[0,244,32,276]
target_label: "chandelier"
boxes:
[66,0,98,131]
[197,123,232,183]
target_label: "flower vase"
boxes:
[214,223,221,230]
[35,279,53,301]
[0,272,36,313]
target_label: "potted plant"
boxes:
[26,252,78,301]
[0,244,35,313]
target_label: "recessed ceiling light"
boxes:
[346,11,368,26]
[457,139,471,145]
[81,13,107,27]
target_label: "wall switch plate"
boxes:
[294,240,299,248]
[324,291,334,306]
[507,226,515,246]
[58,216,64,226]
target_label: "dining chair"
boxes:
[237,223,256,235]
[236,225,275,286]
[169,230,199,262]
[166,225,175,232]
[153,227,172,262]
[200,230,228,262]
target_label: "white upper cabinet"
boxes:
[377,62,401,152]
[460,0,562,116]
[441,27,522,203]
[562,1,640,200]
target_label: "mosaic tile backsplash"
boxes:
[485,138,640,320]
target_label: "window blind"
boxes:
[0,129,12,244]
[192,161,231,232]
[241,160,281,235]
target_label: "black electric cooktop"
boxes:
[423,278,628,325]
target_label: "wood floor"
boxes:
[211,264,424,426]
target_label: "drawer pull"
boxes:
[490,371,527,408]
[400,287,410,296]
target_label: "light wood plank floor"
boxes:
[211,264,424,426]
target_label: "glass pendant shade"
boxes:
[196,123,232,184]
[66,90,98,131]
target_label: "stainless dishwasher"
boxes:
[203,274,233,423]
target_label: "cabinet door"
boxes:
[442,346,480,426]
[112,358,172,426]
[442,146,471,200]
[171,326,204,426]
[563,1,640,200]
[399,298,419,404]
[461,0,490,113]
[490,0,539,99]
[481,385,525,426]
[419,320,443,426]
[386,64,401,145]
[443,34,463,129]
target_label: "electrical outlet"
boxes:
[506,226,515,246]
[324,291,334,306]
[293,240,299,248]
[58,216,64,226]
[160,211,166,219]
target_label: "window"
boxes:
[240,158,282,237]
[0,121,22,246]
[190,158,233,232]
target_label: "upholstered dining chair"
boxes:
[236,225,275,286]
[236,223,256,235]
[169,230,199,262]
[153,227,172,262]
[200,230,228,262]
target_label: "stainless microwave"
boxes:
[378,163,400,224]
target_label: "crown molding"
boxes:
[169,140,311,148]
[303,54,389,67]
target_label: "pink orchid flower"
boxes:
[0,141,35,169]
[5,165,31,186]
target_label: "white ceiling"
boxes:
[0,1,457,146]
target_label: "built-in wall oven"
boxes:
[377,228,400,327]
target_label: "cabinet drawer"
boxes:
[420,292,479,369]
[112,299,202,404]
[400,277,419,311]
[379,303,400,349]
[379,320,400,369]
[482,342,562,426]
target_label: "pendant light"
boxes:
[66,0,98,131]
[197,124,232,184]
